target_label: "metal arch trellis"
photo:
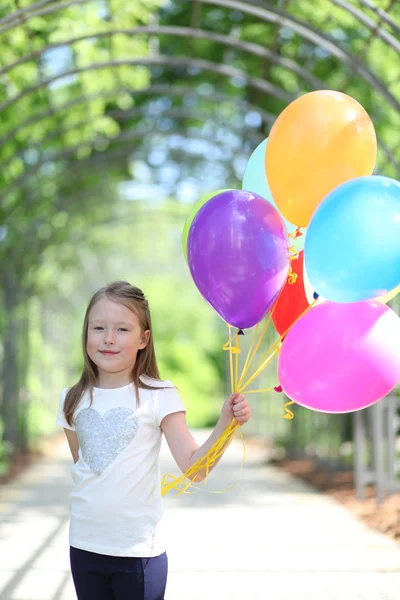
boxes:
[0,0,399,195]
[0,53,296,202]
[0,26,325,89]
[0,48,290,202]
[0,105,265,178]
[0,66,399,192]
[0,20,312,178]
[0,85,275,148]
[0,56,294,115]
[1,0,399,56]
[330,0,400,48]
[0,0,398,108]
[1,55,398,202]
[199,0,400,111]
[0,21,323,180]
[0,21,342,170]
[0,81,276,211]
[0,0,89,32]
[1,86,398,200]
[0,55,295,203]
[356,0,400,37]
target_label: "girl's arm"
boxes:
[64,429,79,464]
[161,393,250,482]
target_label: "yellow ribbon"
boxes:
[161,418,243,497]
[161,250,319,496]
[283,400,295,420]
[161,327,245,498]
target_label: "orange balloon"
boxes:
[265,91,377,227]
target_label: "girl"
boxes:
[56,280,250,600]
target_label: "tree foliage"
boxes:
[0,0,399,469]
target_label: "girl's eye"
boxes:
[92,326,128,331]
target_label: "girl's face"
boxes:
[87,297,150,386]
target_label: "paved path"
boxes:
[1,431,400,599]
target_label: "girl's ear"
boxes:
[139,330,151,349]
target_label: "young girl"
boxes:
[56,280,250,600]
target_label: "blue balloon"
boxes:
[242,138,305,252]
[305,176,400,303]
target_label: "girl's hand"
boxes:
[220,392,251,426]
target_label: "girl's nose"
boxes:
[104,330,115,344]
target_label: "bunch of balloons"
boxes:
[183,90,400,415]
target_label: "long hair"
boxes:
[63,281,164,427]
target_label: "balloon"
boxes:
[188,190,290,330]
[305,176,400,303]
[242,138,305,252]
[303,261,325,306]
[278,301,400,413]
[182,189,233,261]
[265,90,377,227]
[272,251,309,336]
[304,261,400,306]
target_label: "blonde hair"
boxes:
[63,280,164,427]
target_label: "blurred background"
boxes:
[1,2,400,599]
[1,0,400,524]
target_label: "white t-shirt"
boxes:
[56,375,185,557]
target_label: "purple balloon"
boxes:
[187,190,290,329]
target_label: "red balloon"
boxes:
[272,251,309,336]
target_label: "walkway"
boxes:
[1,431,400,599]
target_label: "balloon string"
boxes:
[237,292,284,390]
[283,400,295,419]
[224,327,291,420]
[162,261,317,497]
[237,249,298,388]
[228,325,234,394]
[240,295,319,389]
[237,347,280,393]
[235,330,240,391]
[224,321,279,390]
[237,233,301,388]
[237,316,271,389]
[288,227,303,241]
[236,322,259,389]
[288,228,301,259]
[247,334,282,374]
[162,328,244,497]
[161,418,242,497]
[245,386,276,394]
[236,295,319,417]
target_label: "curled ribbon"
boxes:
[283,400,295,420]
[222,341,241,355]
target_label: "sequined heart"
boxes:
[75,407,138,475]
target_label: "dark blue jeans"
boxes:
[70,546,168,600]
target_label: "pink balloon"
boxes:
[278,301,400,413]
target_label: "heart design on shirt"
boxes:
[75,407,139,475]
